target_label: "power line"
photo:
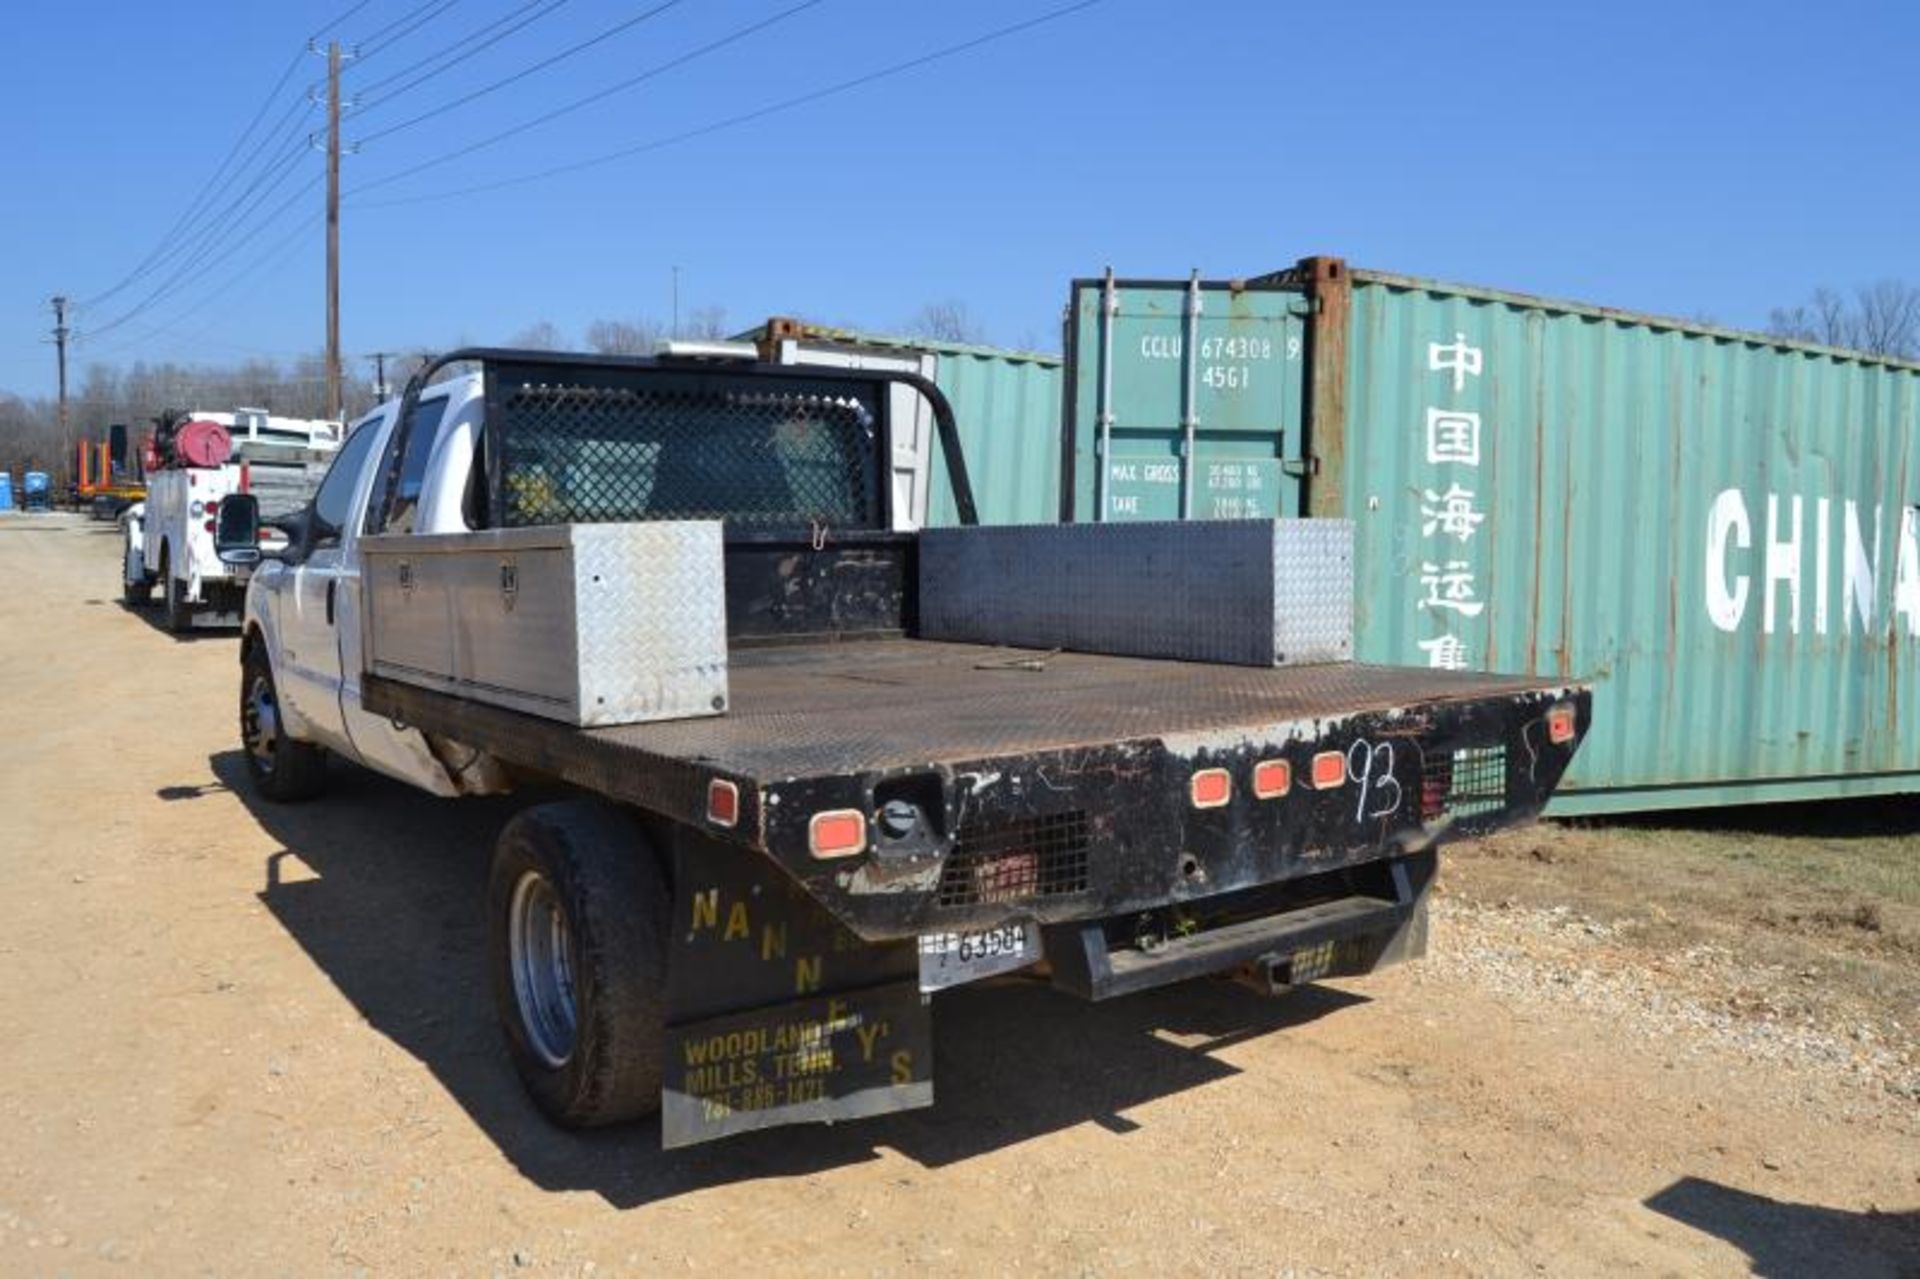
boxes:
[80,0,387,308]
[351,0,819,193]
[352,0,571,104]
[353,0,461,58]
[357,0,685,144]
[309,0,381,42]
[86,101,318,328]
[357,0,1104,208]
[80,212,323,364]
[82,168,324,344]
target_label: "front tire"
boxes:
[488,800,670,1128]
[240,640,328,801]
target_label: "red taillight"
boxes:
[707,779,739,829]
[808,810,867,859]
[1547,705,1577,745]
[1190,768,1231,809]
[203,519,216,533]
[1310,751,1347,790]
[1252,759,1292,799]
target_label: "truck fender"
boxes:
[241,620,318,743]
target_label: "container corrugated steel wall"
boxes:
[738,321,1062,528]
[1064,264,1920,814]
[924,348,1062,528]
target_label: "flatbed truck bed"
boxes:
[365,637,1583,941]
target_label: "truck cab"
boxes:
[232,375,485,792]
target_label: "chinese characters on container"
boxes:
[1416,334,1486,670]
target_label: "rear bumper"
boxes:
[1045,852,1432,1001]
[760,684,1588,941]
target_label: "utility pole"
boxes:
[325,39,343,422]
[49,296,70,481]
[368,351,394,401]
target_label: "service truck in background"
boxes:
[124,408,341,630]
[215,349,1592,1149]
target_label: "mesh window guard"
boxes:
[486,365,881,531]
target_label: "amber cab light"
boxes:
[808,809,868,859]
[706,779,739,829]
[1310,750,1347,790]
[1189,768,1231,809]
[1546,705,1577,745]
[1252,759,1293,799]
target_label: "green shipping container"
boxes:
[1064,260,1920,814]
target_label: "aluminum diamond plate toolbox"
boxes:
[361,521,727,727]
[917,519,1352,666]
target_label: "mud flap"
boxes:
[661,827,933,1149]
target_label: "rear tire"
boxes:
[240,640,328,801]
[488,800,670,1128]
[162,549,194,632]
[122,556,151,606]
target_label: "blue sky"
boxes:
[3,0,1916,396]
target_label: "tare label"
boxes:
[1106,456,1282,520]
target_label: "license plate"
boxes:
[917,920,1041,992]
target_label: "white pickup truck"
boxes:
[216,348,1588,1149]
[124,409,341,630]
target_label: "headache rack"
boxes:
[368,348,979,538]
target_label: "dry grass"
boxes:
[1446,799,1920,1027]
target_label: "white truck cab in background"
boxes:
[123,409,343,631]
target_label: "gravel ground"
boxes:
[0,513,1915,1276]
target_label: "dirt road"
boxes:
[1,514,1914,1276]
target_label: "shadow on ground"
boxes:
[193,750,1362,1207]
[1645,1177,1920,1277]
[116,597,239,641]
[1577,796,1920,840]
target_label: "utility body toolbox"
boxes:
[349,350,1592,1148]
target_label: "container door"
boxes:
[1065,274,1311,522]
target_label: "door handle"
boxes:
[325,579,336,626]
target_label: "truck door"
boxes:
[274,415,388,753]
[1065,273,1311,523]
[334,393,464,790]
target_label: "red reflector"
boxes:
[706,779,739,829]
[1190,768,1231,808]
[1252,759,1292,799]
[1310,751,1347,789]
[809,810,867,859]
[203,519,216,533]
[1547,705,1577,745]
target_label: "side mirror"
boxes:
[215,494,263,566]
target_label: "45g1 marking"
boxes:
[1345,739,1403,821]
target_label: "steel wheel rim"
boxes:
[509,871,578,1067]
[243,673,279,776]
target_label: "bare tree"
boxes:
[905,300,986,345]
[507,320,565,351]
[585,317,665,355]
[1768,282,1920,358]
[677,305,729,341]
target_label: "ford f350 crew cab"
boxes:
[217,349,1590,1149]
